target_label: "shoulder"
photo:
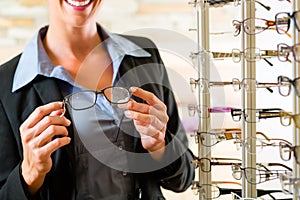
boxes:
[118,34,158,50]
[0,54,22,76]
[0,54,22,93]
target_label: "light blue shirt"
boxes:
[13,25,150,93]
[12,24,150,116]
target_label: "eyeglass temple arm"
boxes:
[255,0,271,11]
[262,162,293,171]
[211,52,232,59]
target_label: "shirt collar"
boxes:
[12,24,151,92]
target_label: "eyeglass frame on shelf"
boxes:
[232,18,291,38]
[277,43,300,63]
[279,172,300,195]
[231,163,292,184]
[279,141,300,164]
[275,10,300,34]
[231,108,283,123]
[189,77,277,93]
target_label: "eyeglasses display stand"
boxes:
[292,0,300,199]
[188,0,300,199]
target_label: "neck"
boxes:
[43,22,101,65]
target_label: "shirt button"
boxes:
[122,171,127,176]
[118,146,123,151]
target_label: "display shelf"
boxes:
[189,0,299,199]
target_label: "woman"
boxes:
[0,0,195,199]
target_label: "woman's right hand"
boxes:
[19,102,71,195]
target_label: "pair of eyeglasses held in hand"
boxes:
[60,86,131,142]
[61,86,131,117]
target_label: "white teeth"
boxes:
[67,0,91,7]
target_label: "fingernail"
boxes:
[118,103,127,109]
[66,119,71,125]
[125,110,132,117]
[130,86,138,93]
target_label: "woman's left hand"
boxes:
[119,87,169,160]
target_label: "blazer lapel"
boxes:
[32,76,75,173]
[32,76,63,104]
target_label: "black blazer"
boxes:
[0,35,195,200]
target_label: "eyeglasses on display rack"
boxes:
[279,141,300,164]
[193,157,292,173]
[277,43,300,63]
[280,172,300,196]
[187,104,235,118]
[232,18,288,36]
[192,157,242,172]
[275,10,300,34]
[189,78,277,93]
[188,0,270,10]
[192,129,292,154]
[191,180,290,199]
[279,111,300,129]
[231,108,283,123]
[231,163,292,184]
[231,192,264,200]
[277,75,300,97]
[232,18,292,38]
[211,48,277,66]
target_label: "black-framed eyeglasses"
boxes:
[61,86,131,116]
[275,10,300,34]
[231,163,291,184]
[277,43,300,63]
[278,75,300,97]
[231,108,283,123]
[279,141,300,164]
[192,180,290,199]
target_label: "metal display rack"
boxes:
[188,0,300,199]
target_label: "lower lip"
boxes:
[65,0,93,11]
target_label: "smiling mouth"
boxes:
[66,0,92,7]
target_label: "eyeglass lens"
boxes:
[67,90,97,110]
[65,86,130,111]
[278,76,291,96]
[231,48,261,62]
[275,11,300,34]
[277,43,300,63]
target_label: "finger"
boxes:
[49,108,64,117]
[32,115,71,138]
[35,125,69,147]
[118,99,150,114]
[130,87,166,110]
[22,102,63,129]
[125,110,165,131]
[120,99,169,123]
[135,124,165,141]
[40,137,71,158]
